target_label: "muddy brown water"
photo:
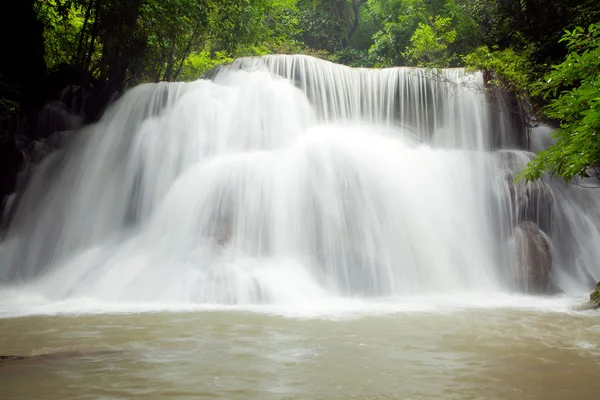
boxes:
[1,306,599,400]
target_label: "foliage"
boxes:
[462,45,534,95]
[177,51,233,81]
[368,0,427,66]
[367,0,477,67]
[258,0,303,53]
[519,24,600,182]
[0,74,22,117]
[34,0,596,86]
[28,0,305,85]
[2,0,598,111]
[403,16,457,67]
[138,0,208,82]
[298,0,349,52]
[333,48,376,67]
[35,0,85,71]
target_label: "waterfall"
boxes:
[219,55,491,149]
[0,55,598,305]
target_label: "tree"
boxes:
[403,15,456,67]
[368,0,427,66]
[35,0,85,71]
[367,0,476,67]
[347,0,369,43]
[296,0,369,53]
[138,0,211,82]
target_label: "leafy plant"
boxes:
[519,24,600,182]
[462,44,534,96]
[403,15,457,67]
[177,50,233,81]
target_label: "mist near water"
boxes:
[0,55,598,310]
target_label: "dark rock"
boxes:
[484,82,530,150]
[0,349,123,364]
[513,221,553,293]
[517,180,553,230]
[0,355,26,361]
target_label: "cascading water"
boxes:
[0,55,598,306]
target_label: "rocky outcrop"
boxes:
[513,221,552,293]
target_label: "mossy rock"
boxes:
[575,282,600,311]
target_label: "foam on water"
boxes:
[0,286,591,319]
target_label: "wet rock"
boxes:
[37,101,82,139]
[485,84,530,150]
[577,282,600,311]
[515,180,554,233]
[513,221,552,293]
[591,282,600,308]
[496,151,554,233]
[0,355,26,361]
[0,349,123,364]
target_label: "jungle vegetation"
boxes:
[0,0,599,182]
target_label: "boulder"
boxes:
[513,221,552,293]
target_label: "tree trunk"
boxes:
[74,0,93,66]
[100,0,144,92]
[347,0,367,43]
[83,0,101,76]
[173,28,201,81]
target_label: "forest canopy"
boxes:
[0,0,599,182]
[28,0,600,85]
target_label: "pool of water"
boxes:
[1,296,599,400]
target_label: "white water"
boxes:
[0,55,599,313]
